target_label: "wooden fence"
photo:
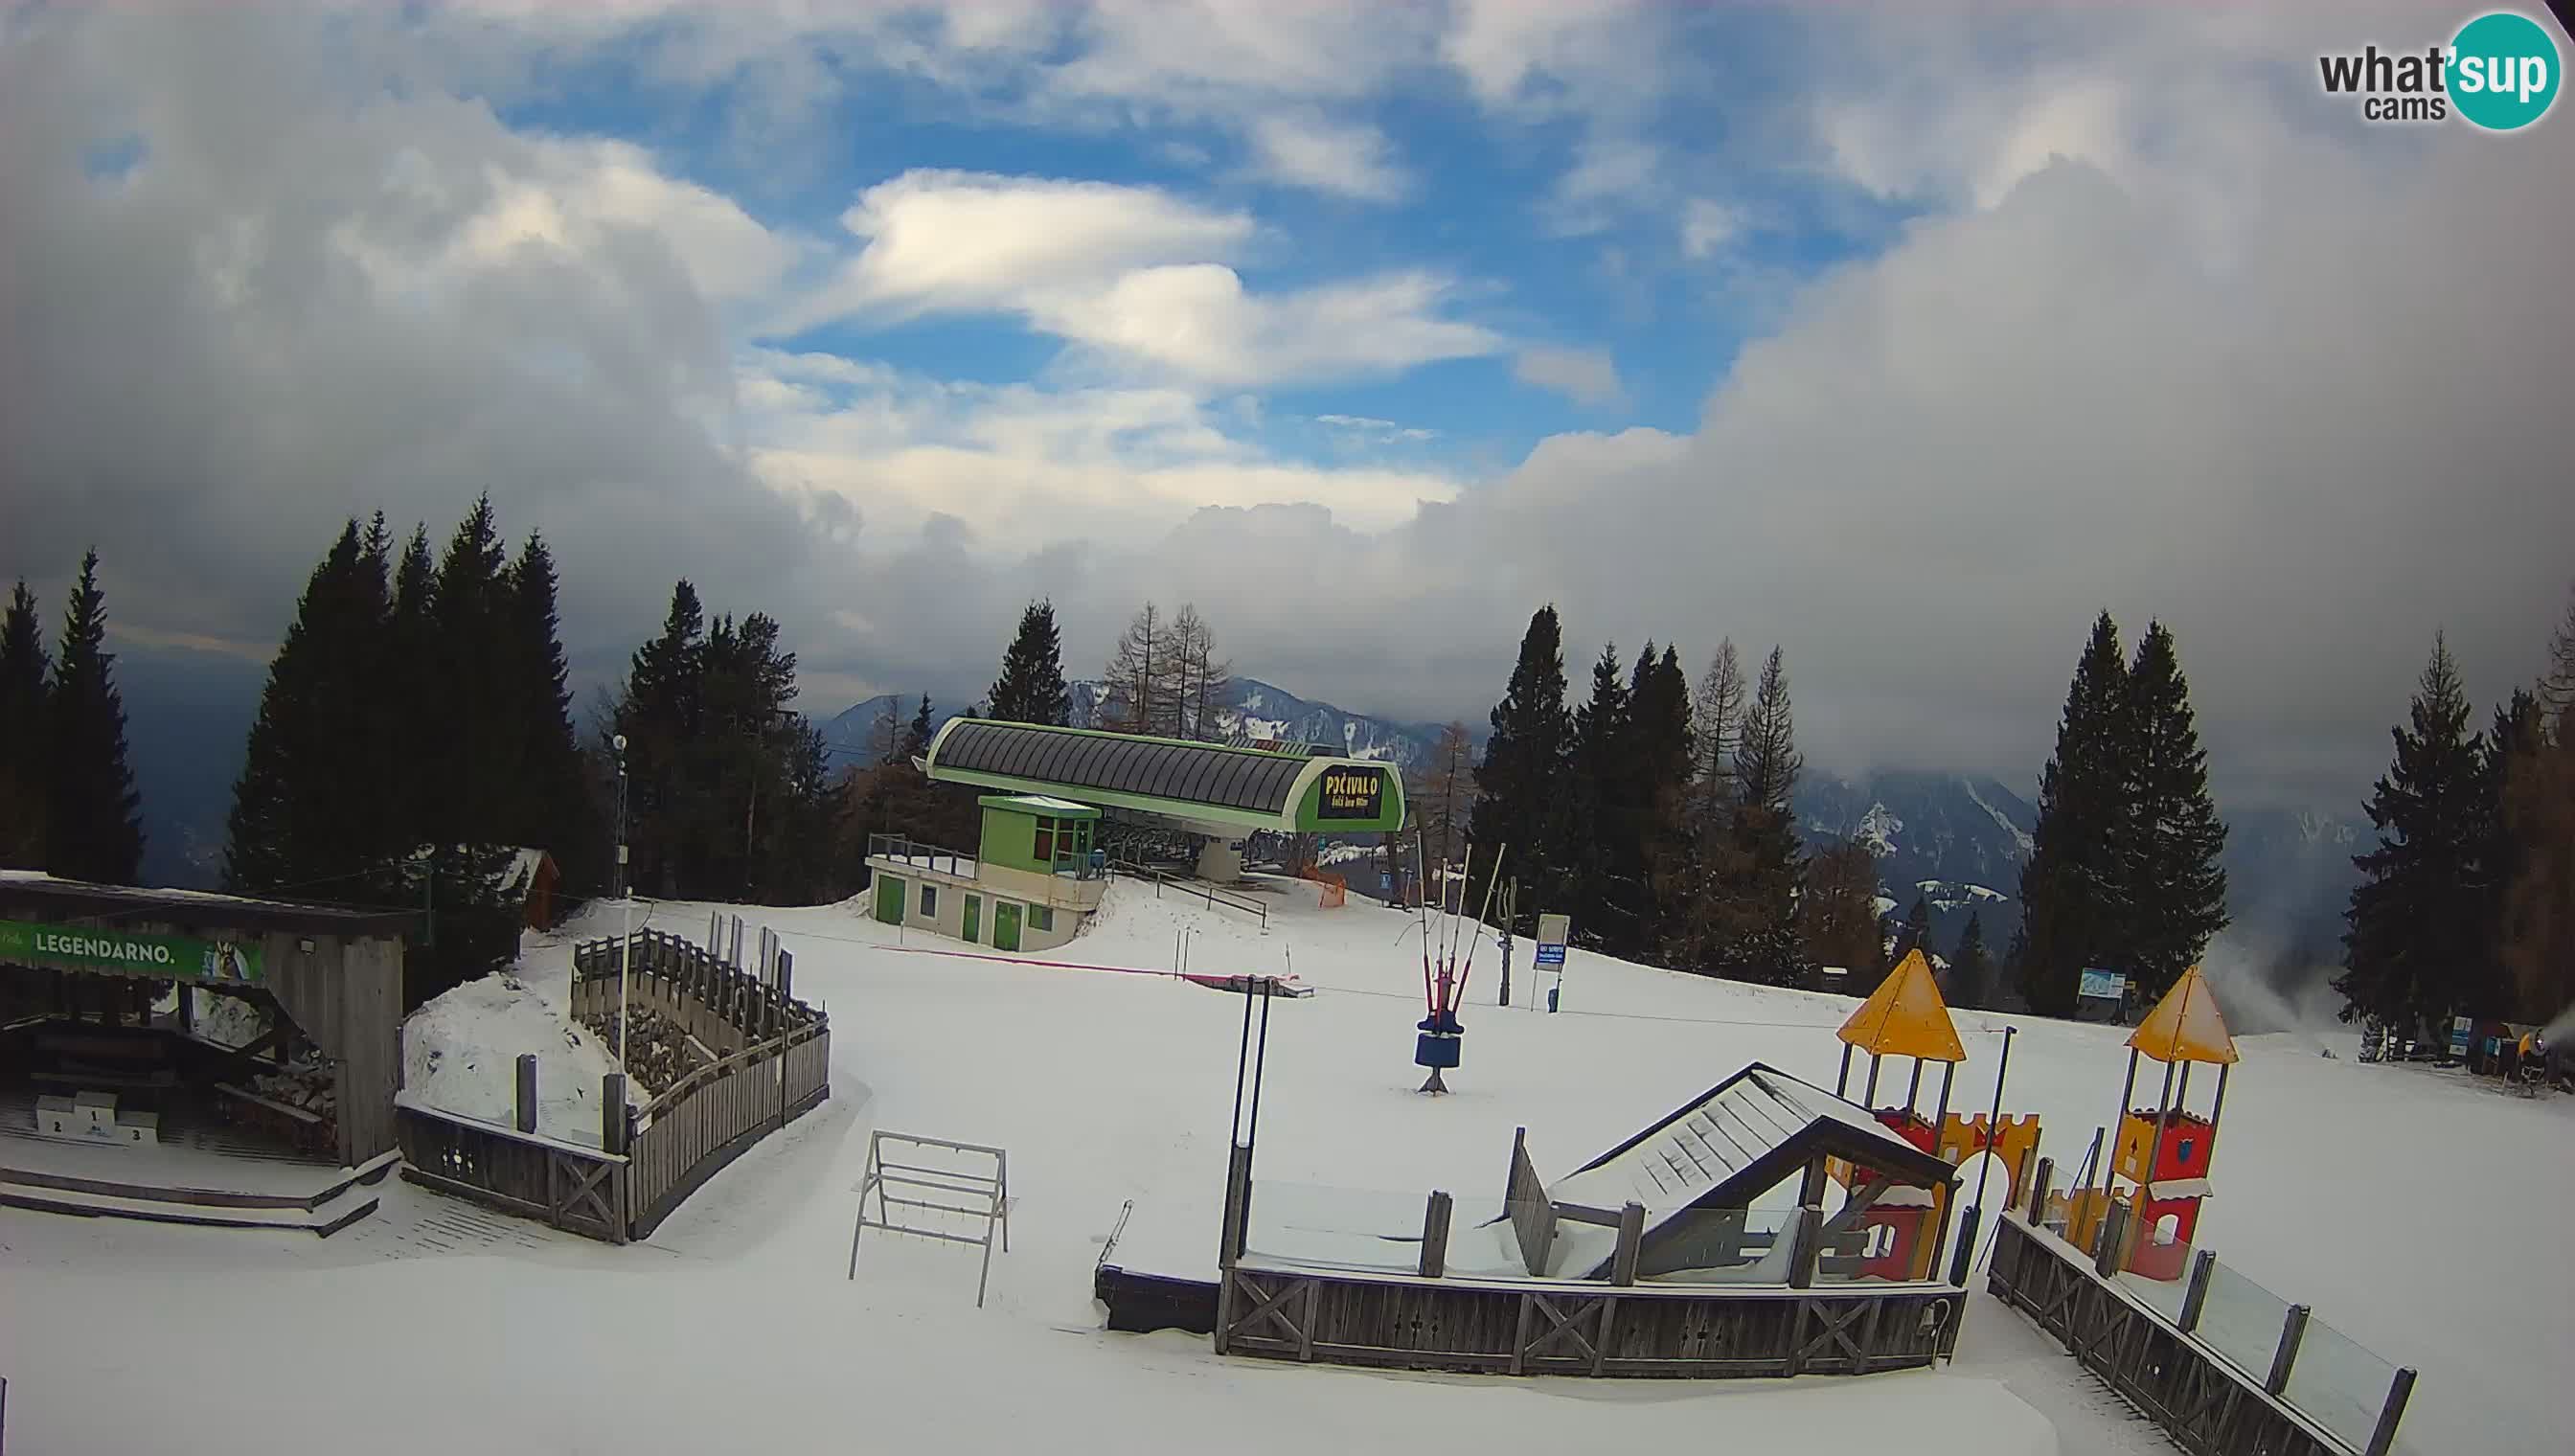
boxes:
[395,926,830,1242]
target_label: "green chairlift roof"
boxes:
[925,719,1404,834]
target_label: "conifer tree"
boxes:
[1626,644,1696,959]
[2500,589,2575,1020]
[45,551,145,884]
[1566,642,1633,947]
[384,525,440,853]
[1950,910,1993,1011]
[2336,636,2504,1034]
[2000,921,2031,1011]
[224,521,391,895]
[989,600,1072,725]
[903,694,936,761]
[500,533,591,884]
[429,494,514,849]
[0,581,51,868]
[1892,894,1933,967]
[2018,612,2130,1016]
[619,580,706,896]
[1470,605,1574,915]
[2113,623,2229,1002]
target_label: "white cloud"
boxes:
[775,171,1501,389]
[1440,0,1669,120]
[776,170,1253,330]
[1512,346,1625,408]
[1542,137,1664,237]
[1681,198,1746,260]
[1316,414,1439,444]
[1243,114,1411,202]
[737,350,1463,544]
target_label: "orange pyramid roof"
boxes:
[2128,966,2238,1065]
[1837,950,1965,1062]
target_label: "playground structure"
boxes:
[2058,964,2233,1282]
[1828,950,2042,1283]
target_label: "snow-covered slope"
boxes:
[4,879,2558,1454]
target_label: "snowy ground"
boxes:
[4,877,2566,1454]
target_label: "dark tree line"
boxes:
[222,500,591,1007]
[2335,600,2574,1036]
[2015,612,2230,1016]
[1464,606,1824,987]
[607,580,837,906]
[0,553,147,883]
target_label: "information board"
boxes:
[1535,913,1569,967]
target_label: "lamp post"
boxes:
[615,735,632,1071]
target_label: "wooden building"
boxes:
[1,874,411,1180]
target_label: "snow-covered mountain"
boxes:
[1793,770,2362,971]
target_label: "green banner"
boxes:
[0,918,264,984]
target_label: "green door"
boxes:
[993,900,1022,952]
[875,874,905,924]
[963,894,982,944]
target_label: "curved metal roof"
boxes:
[931,719,1311,815]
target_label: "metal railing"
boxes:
[1109,856,1268,931]
[867,832,971,878]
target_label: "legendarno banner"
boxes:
[0,919,264,984]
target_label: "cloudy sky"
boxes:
[2,0,2569,815]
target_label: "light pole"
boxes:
[615,734,632,1071]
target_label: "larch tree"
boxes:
[1102,603,1164,736]
[1715,646,1807,986]
[1800,837,1887,992]
[45,550,145,885]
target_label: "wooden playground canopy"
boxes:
[0,874,410,1168]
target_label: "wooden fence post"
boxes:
[1419,1191,1452,1278]
[2177,1248,2218,1333]
[514,1054,537,1134]
[2365,1368,2417,1456]
[601,1073,627,1154]
[1611,1200,1646,1286]
[2266,1305,2310,1396]
[2093,1199,2130,1277]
